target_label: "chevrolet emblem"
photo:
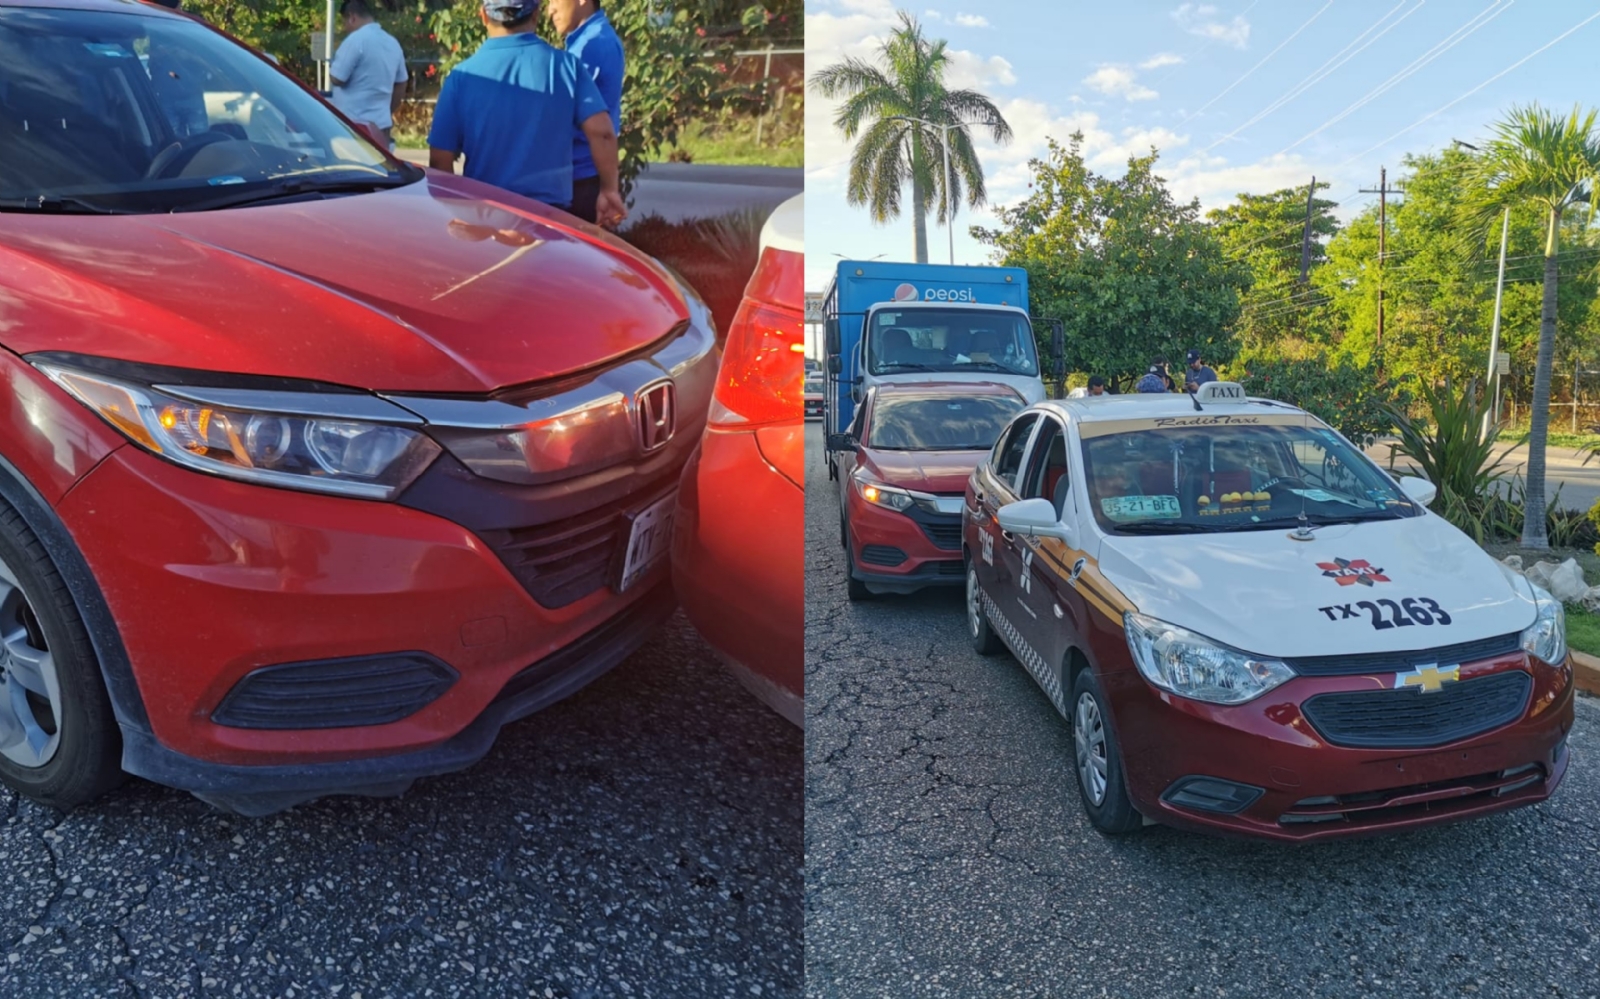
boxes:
[1395,663,1460,694]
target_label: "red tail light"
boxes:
[709,296,804,427]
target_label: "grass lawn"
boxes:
[1495,427,1600,450]
[1565,603,1600,658]
[669,118,802,168]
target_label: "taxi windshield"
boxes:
[866,307,1040,377]
[0,7,416,214]
[869,392,1024,451]
[1080,418,1421,536]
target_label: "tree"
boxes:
[1208,182,1339,351]
[810,12,1011,263]
[972,135,1247,388]
[1462,104,1600,548]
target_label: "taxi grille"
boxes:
[479,478,676,609]
[1284,633,1522,677]
[1300,670,1531,749]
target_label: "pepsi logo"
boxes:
[892,283,918,302]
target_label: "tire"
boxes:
[965,560,1003,656]
[842,523,873,602]
[0,502,122,810]
[1069,668,1141,836]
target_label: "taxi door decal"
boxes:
[1019,547,1033,593]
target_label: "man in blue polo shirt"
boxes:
[547,0,624,225]
[427,0,625,227]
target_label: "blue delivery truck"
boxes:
[821,261,1059,479]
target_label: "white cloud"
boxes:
[954,13,990,28]
[1139,52,1184,70]
[1166,151,1316,211]
[1172,3,1250,49]
[947,49,1016,88]
[1081,65,1158,102]
[924,8,944,20]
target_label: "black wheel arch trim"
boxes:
[0,449,151,734]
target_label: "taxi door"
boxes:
[1009,415,1086,715]
[970,413,1040,616]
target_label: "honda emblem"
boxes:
[636,381,676,452]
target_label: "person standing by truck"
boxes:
[329,0,408,148]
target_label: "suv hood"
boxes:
[862,448,987,494]
[0,176,688,393]
[1096,513,1539,659]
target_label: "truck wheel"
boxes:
[0,503,122,810]
[966,561,1003,656]
[1069,668,1142,836]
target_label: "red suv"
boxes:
[0,0,716,813]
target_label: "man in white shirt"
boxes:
[329,0,408,147]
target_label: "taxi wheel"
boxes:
[1069,669,1141,835]
[966,562,1003,656]
[0,504,121,810]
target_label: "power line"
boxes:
[1177,0,1335,127]
[1202,0,1422,154]
[1334,5,1600,170]
[1277,0,1515,158]
[1149,0,1264,86]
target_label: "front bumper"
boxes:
[56,445,678,810]
[1104,653,1576,842]
[844,487,963,593]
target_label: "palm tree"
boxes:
[811,12,1012,263]
[1463,104,1600,549]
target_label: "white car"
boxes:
[965,380,1575,842]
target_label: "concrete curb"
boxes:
[1572,650,1600,696]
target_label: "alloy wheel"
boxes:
[966,567,983,638]
[0,557,61,768]
[1074,691,1108,806]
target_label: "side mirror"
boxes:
[827,355,842,375]
[826,433,859,453]
[996,498,1075,545]
[1399,476,1437,507]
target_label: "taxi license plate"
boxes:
[617,493,676,593]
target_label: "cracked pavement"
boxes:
[803,424,1600,999]
[0,614,801,998]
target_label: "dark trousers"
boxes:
[569,175,601,224]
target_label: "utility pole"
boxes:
[1359,168,1392,371]
[1485,206,1510,433]
[1296,176,1317,283]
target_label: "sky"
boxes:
[804,0,1600,292]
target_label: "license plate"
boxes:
[617,492,676,593]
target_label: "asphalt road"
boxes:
[395,153,802,224]
[804,423,1600,999]
[1369,439,1600,512]
[0,614,801,998]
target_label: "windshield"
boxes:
[868,392,1024,451]
[866,307,1040,377]
[1079,417,1421,536]
[0,7,414,213]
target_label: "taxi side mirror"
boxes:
[1398,476,1437,507]
[997,498,1075,545]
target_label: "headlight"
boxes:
[1521,584,1568,665]
[1124,612,1295,705]
[854,475,915,512]
[35,361,439,500]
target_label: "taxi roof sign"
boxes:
[1195,381,1248,403]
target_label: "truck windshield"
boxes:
[1079,420,1420,537]
[866,308,1039,378]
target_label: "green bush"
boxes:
[1233,351,1404,445]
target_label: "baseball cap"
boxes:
[1186,349,1201,364]
[482,0,537,23]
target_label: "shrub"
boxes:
[1233,351,1403,445]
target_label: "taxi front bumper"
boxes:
[1102,652,1575,842]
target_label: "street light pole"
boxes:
[891,115,985,267]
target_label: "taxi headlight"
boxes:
[1124,612,1295,705]
[855,476,915,512]
[34,361,439,501]
[1521,584,1567,665]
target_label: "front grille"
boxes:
[1278,763,1548,828]
[918,515,963,550]
[1300,670,1532,749]
[1285,633,1522,677]
[860,545,907,567]
[211,653,458,729]
[479,477,676,609]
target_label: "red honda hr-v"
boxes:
[0,0,716,813]
[835,382,1025,600]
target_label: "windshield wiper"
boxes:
[0,195,129,215]
[172,176,413,214]
[957,360,1030,375]
[1245,510,1407,532]
[875,362,941,372]
[1111,521,1229,535]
